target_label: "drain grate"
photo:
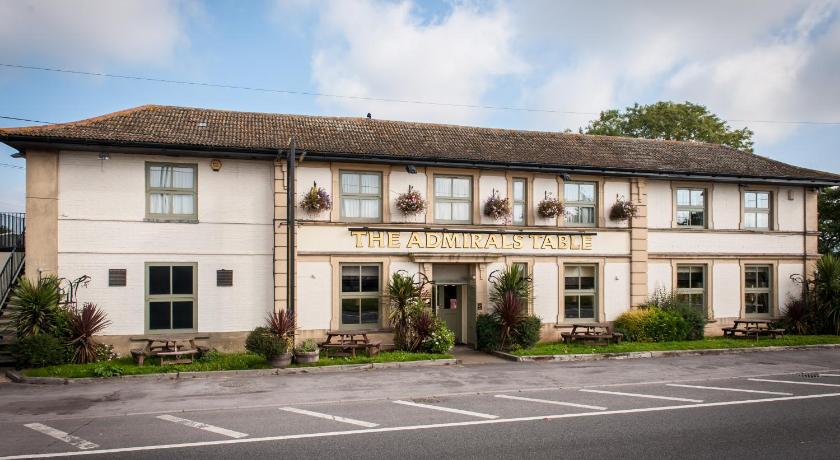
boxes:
[798,372,820,379]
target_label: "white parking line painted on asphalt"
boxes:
[820,374,840,377]
[279,407,379,428]
[579,389,703,403]
[494,394,607,410]
[748,378,840,388]
[7,392,840,459]
[23,423,99,450]
[393,400,499,419]
[666,384,792,396]
[156,415,249,439]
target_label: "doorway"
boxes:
[431,264,476,345]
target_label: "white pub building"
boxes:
[2,105,838,351]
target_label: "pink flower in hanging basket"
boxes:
[483,190,511,221]
[395,186,426,216]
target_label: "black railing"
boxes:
[0,212,25,307]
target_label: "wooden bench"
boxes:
[321,341,381,358]
[130,348,147,366]
[157,349,199,366]
[561,323,622,345]
[723,320,785,339]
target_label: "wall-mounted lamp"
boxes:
[560,173,571,181]
[98,152,110,160]
[406,165,417,174]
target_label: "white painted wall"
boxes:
[296,261,333,330]
[649,231,804,254]
[478,174,508,225]
[532,262,558,323]
[778,263,805,311]
[390,261,421,278]
[778,187,805,231]
[533,177,558,226]
[603,180,631,228]
[646,180,672,229]
[57,151,273,336]
[647,262,671,296]
[604,262,630,320]
[712,263,741,319]
[389,170,427,223]
[296,164,333,222]
[713,184,741,230]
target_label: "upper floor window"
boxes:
[146,163,197,221]
[340,171,382,221]
[744,191,771,230]
[564,264,597,320]
[676,264,706,315]
[676,188,705,228]
[434,176,472,224]
[564,182,596,226]
[745,265,772,317]
[512,178,527,225]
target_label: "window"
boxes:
[146,263,196,332]
[676,188,705,227]
[434,176,472,223]
[676,265,706,314]
[745,265,772,317]
[512,262,530,310]
[564,182,596,226]
[146,163,197,221]
[564,264,596,320]
[744,191,771,229]
[512,178,527,225]
[340,264,381,327]
[340,171,382,221]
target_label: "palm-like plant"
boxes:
[406,305,436,352]
[385,272,422,350]
[488,265,531,307]
[9,276,62,337]
[815,254,840,334]
[67,302,111,364]
[266,309,296,352]
[494,292,525,350]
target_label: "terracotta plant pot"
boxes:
[269,352,293,368]
[294,350,320,364]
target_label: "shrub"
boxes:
[424,319,455,354]
[93,363,124,378]
[512,315,542,349]
[386,271,423,351]
[494,292,524,350]
[11,334,67,368]
[266,309,296,351]
[9,276,62,337]
[814,253,840,334]
[782,295,812,335]
[295,339,319,353]
[67,303,111,364]
[476,314,502,352]
[614,307,690,342]
[245,327,285,359]
[644,289,705,340]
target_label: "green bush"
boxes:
[9,276,64,338]
[11,334,67,368]
[476,314,502,351]
[295,338,319,353]
[424,319,455,354]
[614,307,690,342]
[93,362,124,377]
[245,327,284,359]
[642,289,705,340]
[512,315,542,349]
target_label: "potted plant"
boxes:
[266,309,296,367]
[294,338,320,364]
[537,193,564,219]
[609,195,638,221]
[299,181,332,215]
[483,190,511,221]
[245,327,289,367]
[394,185,426,216]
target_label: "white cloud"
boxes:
[306,0,524,124]
[0,0,194,67]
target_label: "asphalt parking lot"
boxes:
[1,350,839,459]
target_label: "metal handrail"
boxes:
[0,212,25,308]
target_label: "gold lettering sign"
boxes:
[350,231,593,251]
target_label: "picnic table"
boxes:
[320,331,381,358]
[561,322,623,345]
[722,319,785,339]
[130,336,207,366]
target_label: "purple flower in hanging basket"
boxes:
[395,186,426,216]
[609,195,638,221]
[483,190,511,221]
[300,182,332,214]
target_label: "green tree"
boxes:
[819,187,840,255]
[583,101,754,151]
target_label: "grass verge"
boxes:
[291,351,452,367]
[510,335,840,357]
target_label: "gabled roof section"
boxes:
[1,104,838,184]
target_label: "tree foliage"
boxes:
[583,101,754,151]
[819,187,840,255]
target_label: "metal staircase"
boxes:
[0,212,25,366]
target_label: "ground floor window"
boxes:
[564,264,596,320]
[676,264,706,314]
[146,263,196,332]
[745,265,772,317]
[340,264,381,327]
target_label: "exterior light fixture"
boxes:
[98,152,110,160]
[405,165,417,174]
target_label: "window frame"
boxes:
[743,190,772,230]
[676,264,707,316]
[563,181,597,227]
[145,162,198,222]
[339,170,383,223]
[675,187,706,228]
[744,264,773,318]
[433,175,473,224]
[512,178,528,226]
[339,263,382,329]
[145,262,198,333]
[563,263,598,321]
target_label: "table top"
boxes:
[572,322,610,328]
[733,319,773,324]
[326,330,371,336]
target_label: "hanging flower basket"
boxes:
[609,195,638,221]
[395,185,426,216]
[483,190,511,221]
[537,193,564,219]
[299,182,332,214]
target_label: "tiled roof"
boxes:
[1,104,837,183]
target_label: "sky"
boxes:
[2,0,840,212]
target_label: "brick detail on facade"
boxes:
[629,177,648,306]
